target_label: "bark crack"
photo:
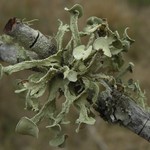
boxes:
[29,32,40,48]
[138,118,149,135]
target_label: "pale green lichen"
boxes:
[15,116,39,138]
[65,4,82,47]
[0,4,146,147]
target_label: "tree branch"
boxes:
[0,41,39,64]
[95,87,150,142]
[1,17,150,144]
[3,17,57,59]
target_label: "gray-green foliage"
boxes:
[0,4,147,147]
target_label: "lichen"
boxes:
[0,4,147,147]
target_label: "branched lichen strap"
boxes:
[55,20,69,50]
[116,62,134,79]
[78,51,97,75]
[47,85,86,127]
[4,17,56,58]
[2,56,59,75]
[65,36,73,50]
[65,4,83,47]
[48,84,76,126]
[86,33,95,48]
[3,60,46,75]
[70,13,81,47]
[31,100,52,124]
[27,71,60,124]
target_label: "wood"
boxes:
[95,88,150,142]
[3,18,56,59]
[0,41,38,64]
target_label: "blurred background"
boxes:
[1,0,150,150]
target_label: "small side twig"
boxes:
[3,17,57,59]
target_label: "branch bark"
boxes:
[0,41,38,64]
[3,18,56,59]
[95,87,150,142]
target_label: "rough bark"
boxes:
[95,88,150,142]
